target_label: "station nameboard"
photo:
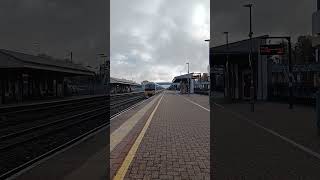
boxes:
[260,44,285,55]
[271,64,320,72]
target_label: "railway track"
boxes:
[0,92,146,179]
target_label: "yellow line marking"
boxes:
[113,94,164,180]
[110,95,160,152]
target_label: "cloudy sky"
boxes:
[211,0,316,47]
[110,0,210,83]
[0,0,107,68]
[1,0,316,83]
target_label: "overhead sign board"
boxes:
[271,64,320,72]
[260,44,285,55]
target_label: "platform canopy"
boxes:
[110,77,140,86]
[172,73,193,83]
[0,49,95,76]
[210,35,268,65]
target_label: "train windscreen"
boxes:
[144,83,155,91]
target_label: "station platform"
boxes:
[213,97,320,179]
[9,125,108,180]
[111,91,210,179]
[7,91,209,180]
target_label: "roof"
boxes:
[110,77,140,86]
[172,73,193,83]
[0,49,95,76]
[210,35,268,54]
[156,82,172,86]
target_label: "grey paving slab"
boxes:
[12,127,108,180]
[213,102,320,179]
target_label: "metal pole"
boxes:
[249,5,255,112]
[317,90,320,135]
[186,62,190,95]
[288,37,293,109]
[224,32,230,100]
[205,39,212,105]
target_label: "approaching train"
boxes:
[144,82,164,97]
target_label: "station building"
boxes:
[172,74,194,94]
[0,49,96,105]
[210,35,269,101]
[110,77,141,94]
[210,34,320,103]
[172,73,210,94]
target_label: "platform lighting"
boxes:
[204,39,211,101]
[186,62,190,95]
[243,3,255,112]
[223,32,230,100]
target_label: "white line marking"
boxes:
[110,92,162,121]
[110,95,161,152]
[213,102,225,109]
[114,94,164,179]
[7,124,108,180]
[111,98,149,120]
[183,97,210,112]
[216,103,320,161]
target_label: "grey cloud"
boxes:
[111,0,210,83]
[211,0,316,46]
[0,0,107,67]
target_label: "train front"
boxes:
[144,82,156,97]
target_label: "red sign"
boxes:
[260,44,285,55]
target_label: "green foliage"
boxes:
[295,35,314,64]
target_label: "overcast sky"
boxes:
[110,0,210,83]
[1,0,316,83]
[211,0,316,47]
[0,0,107,68]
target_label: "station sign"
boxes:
[271,64,320,72]
[211,67,224,75]
[260,44,285,55]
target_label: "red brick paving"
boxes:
[110,96,156,134]
[124,91,210,179]
[110,95,159,178]
[183,94,209,110]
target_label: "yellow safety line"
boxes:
[113,94,164,180]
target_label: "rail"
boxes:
[0,92,146,179]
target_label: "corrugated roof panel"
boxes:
[0,49,95,75]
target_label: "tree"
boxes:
[295,35,314,64]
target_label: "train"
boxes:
[144,82,164,97]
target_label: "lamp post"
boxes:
[243,3,255,112]
[186,62,190,95]
[205,39,211,100]
[223,32,231,100]
[97,53,109,95]
[97,53,107,77]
